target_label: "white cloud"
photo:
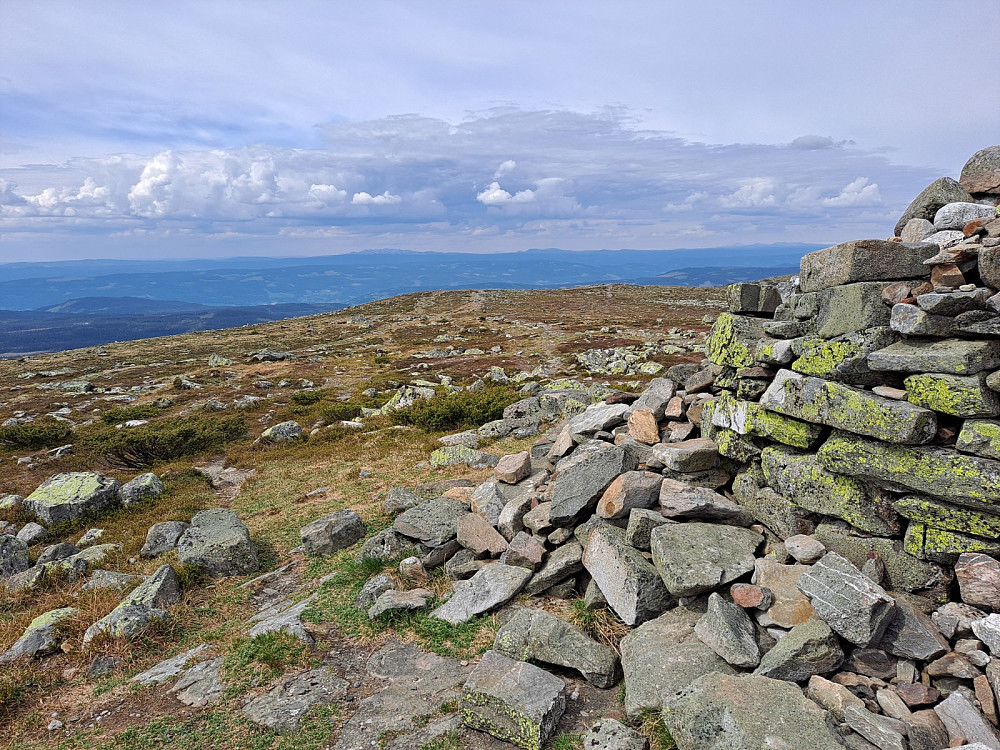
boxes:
[352,191,402,205]
[0,109,942,257]
[662,191,708,213]
[822,177,881,207]
[719,178,779,208]
[477,181,536,205]
[493,160,517,179]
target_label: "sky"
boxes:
[0,1,998,262]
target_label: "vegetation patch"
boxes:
[100,404,163,425]
[79,415,249,469]
[391,385,520,432]
[0,416,73,450]
[222,631,315,696]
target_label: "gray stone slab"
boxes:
[760,369,937,444]
[582,525,672,626]
[431,563,531,624]
[868,338,1000,375]
[650,522,762,597]
[461,650,565,750]
[799,239,937,293]
[798,552,896,647]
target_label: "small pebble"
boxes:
[48,720,64,731]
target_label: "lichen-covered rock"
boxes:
[118,472,165,506]
[300,510,365,557]
[24,472,121,525]
[960,145,1000,195]
[904,522,1000,566]
[868,338,1000,375]
[461,650,565,750]
[706,313,765,368]
[177,508,258,576]
[650,522,762,597]
[707,391,822,448]
[799,239,937,293]
[0,606,78,663]
[760,369,937,444]
[761,445,897,535]
[260,420,303,443]
[818,431,1000,510]
[429,444,499,468]
[894,495,1000,541]
[905,373,1000,418]
[83,564,180,642]
[665,672,844,750]
[494,608,620,688]
[583,524,673,626]
[957,419,1000,460]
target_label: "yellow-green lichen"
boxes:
[895,495,1000,539]
[791,338,861,377]
[956,419,1000,459]
[905,373,999,417]
[819,431,1000,506]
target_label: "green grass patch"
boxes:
[390,385,520,432]
[222,631,316,697]
[0,416,73,451]
[549,734,584,750]
[637,709,675,750]
[301,551,495,659]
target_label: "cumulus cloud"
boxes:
[719,178,779,208]
[477,181,536,205]
[352,191,402,205]
[0,108,941,255]
[822,177,882,207]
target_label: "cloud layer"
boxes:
[0,109,945,258]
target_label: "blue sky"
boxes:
[0,1,997,261]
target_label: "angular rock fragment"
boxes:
[650,522,762,597]
[583,525,672,626]
[393,496,468,548]
[83,564,180,642]
[524,540,583,595]
[461,650,565,750]
[694,593,761,669]
[119,472,166,506]
[177,508,258,576]
[760,369,937,444]
[368,588,433,619]
[798,552,896,647]
[0,607,78,664]
[620,606,736,718]
[650,438,719,472]
[494,608,620,688]
[24,472,121,525]
[799,239,938,293]
[456,513,507,557]
[549,441,632,527]
[753,618,844,681]
[596,471,661,520]
[140,521,190,558]
[431,563,531,624]
[243,668,348,733]
[665,672,844,750]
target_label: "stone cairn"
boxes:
[348,146,1000,749]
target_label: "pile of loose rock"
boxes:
[330,146,1000,749]
[0,469,259,659]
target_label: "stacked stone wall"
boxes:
[703,152,1000,604]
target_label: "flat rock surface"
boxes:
[243,667,348,732]
[431,563,531,624]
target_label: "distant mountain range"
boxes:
[0,245,815,356]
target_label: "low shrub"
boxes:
[318,401,362,423]
[0,416,73,451]
[290,390,325,406]
[391,386,520,432]
[100,404,162,425]
[80,415,249,469]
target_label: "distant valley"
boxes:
[0,245,814,356]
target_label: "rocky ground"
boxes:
[0,284,721,750]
